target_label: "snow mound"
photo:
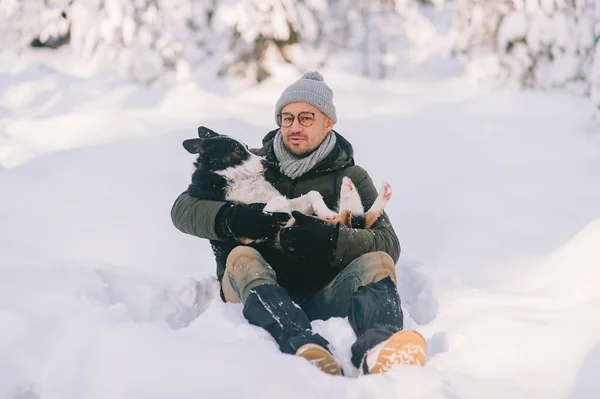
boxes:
[532,217,600,304]
[423,220,600,398]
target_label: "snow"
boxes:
[1,51,600,398]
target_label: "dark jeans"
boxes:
[292,252,397,321]
[222,246,403,366]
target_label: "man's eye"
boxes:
[300,116,313,122]
[283,116,293,121]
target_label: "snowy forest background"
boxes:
[2,2,600,398]
[1,0,600,107]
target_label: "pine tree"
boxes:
[496,0,598,92]
[0,0,218,84]
[450,0,514,56]
[216,0,323,82]
[0,0,71,52]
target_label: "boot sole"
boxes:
[362,330,427,374]
[296,344,342,376]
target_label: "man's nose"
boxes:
[290,117,303,133]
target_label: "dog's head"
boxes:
[183,126,264,176]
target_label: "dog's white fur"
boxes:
[339,176,365,216]
[215,146,339,219]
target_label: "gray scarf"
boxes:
[273,130,337,180]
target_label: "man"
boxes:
[171,71,426,376]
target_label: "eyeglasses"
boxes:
[277,112,322,127]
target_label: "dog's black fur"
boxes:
[183,126,251,201]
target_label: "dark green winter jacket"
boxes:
[171,129,400,297]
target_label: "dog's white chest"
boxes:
[225,175,281,204]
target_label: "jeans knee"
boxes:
[226,246,261,272]
[223,246,276,303]
[226,246,272,278]
[348,251,397,286]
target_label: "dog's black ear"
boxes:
[197,126,220,139]
[183,138,204,154]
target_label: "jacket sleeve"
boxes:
[170,191,228,240]
[333,168,401,269]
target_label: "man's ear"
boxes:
[325,117,334,133]
[197,126,220,139]
[183,138,204,154]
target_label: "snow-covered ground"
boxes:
[1,51,600,399]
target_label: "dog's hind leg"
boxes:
[338,177,362,227]
[339,177,364,217]
[364,182,392,229]
[338,209,352,226]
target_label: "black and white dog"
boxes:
[183,126,391,240]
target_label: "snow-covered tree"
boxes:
[322,0,447,78]
[68,0,217,84]
[449,0,515,56]
[215,0,325,82]
[0,0,447,83]
[496,0,598,93]
[0,0,219,84]
[393,0,449,68]
[0,0,71,51]
[323,0,363,52]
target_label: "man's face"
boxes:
[280,102,334,157]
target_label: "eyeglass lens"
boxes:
[279,112,315,127]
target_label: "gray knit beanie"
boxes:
[275,71,337,126]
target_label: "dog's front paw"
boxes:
[318,209,339,220]
[264,196,291,214]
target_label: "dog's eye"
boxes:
[235,146,246,155]
[232,152,241,159]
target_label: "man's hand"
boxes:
[217,203,290,241]
[279,211,338,262]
